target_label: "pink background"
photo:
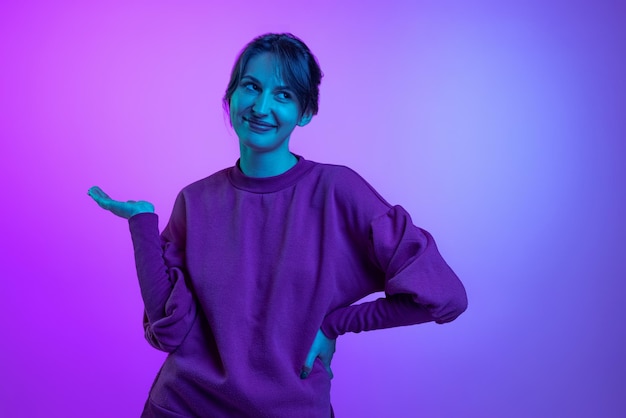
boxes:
[1,1,624,417]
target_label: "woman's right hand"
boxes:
[88,186,155,219]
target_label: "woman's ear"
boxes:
[297,112,313,127]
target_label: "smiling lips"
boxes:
[244,116,277,132]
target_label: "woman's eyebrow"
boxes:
[241,75,292,91]
[241,74,260,84]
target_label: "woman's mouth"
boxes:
[244,117,277,133]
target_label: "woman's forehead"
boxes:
[243,53,288,87]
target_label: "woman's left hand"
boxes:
[301,329,336,379]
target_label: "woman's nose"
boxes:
[252,92,271,115]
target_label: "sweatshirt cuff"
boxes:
[320,307,347,340]
[128,212,159,233]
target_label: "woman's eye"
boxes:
[243,82,258,91]
[277,92,291,100]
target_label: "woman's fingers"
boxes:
[88,186,128,218]
[88,186,113,208]
[88,188,104,203]
[300,347,316,379]
[88,186,109,200]
[301,329,336,379]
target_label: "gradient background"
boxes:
[1,1,624,417]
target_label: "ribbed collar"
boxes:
[227,155,316,193]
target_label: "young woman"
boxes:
[89,33,467,418]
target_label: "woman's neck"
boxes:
[238,148,298,178]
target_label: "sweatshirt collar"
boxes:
[227,155,315,193]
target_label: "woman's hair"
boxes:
[223,33,323,119]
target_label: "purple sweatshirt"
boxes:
[128,156,467,418]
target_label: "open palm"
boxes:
[88,186,154,219]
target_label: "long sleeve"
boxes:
[128,195,197,352]
[321,205,467,339]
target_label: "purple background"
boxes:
[1,1,624,417]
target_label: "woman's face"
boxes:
[229,52,311,155]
